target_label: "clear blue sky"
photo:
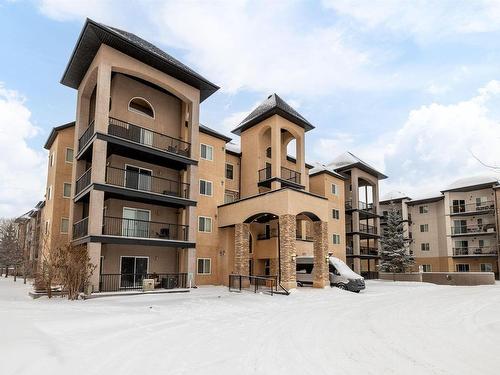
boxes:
[2,0,500,216]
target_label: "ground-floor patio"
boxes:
[2,277,499,374]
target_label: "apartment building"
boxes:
[14,200,44,275]
[18,19,385,293]
[381,176,500,277]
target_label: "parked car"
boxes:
[296,256,365,292]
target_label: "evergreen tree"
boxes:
[378,203,414,274]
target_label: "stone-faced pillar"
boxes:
[313,221,329,288]
[270,258,278,277]
[279,214,297,290]
[234,223,250,275]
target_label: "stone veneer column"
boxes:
[234,223,250,275]
[279,214,297,290]
[313,221,329,288]
[270,258,278,277]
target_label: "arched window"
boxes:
[128,97,155,118]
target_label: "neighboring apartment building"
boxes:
[381,176,500,277]
[17,19,385,292]
[14,200,44,275]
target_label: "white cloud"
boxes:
[323,0,500,42]
[0,84,46,218]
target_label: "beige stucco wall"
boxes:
[42,125,75,256]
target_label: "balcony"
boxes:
[72,217,89,240]
[105,166,189,199]
[103,216,188,241]
[78,120,94,152]
[75,168,92,196]
[450,201,495,216]
[452,246,498,257]
[108,117,190,157]
[346,223,378,237]
[450,224,496,236]
[258,166,302,188]
[346,246,379,257]
[345,200,378,219]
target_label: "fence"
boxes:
[229,275,278,295]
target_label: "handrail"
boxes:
[102,216,189,241]
[280,166,301,184]
[75,168,92,195]
[450,201,495,214]
[451,224,496,235]
[72,217,89,239]
[105,166,189,199]
[78,120,95,151]
[108,117,191,157]
[452,246,498,256]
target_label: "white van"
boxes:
[296,256,365,292]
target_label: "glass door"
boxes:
[122,208,150,237]
[125,165,152,192]
[120,256,149,288]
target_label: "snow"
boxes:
[225,142,241,154]
[380,190,409,202]
[2,277,500,375]
[444,175,498,191]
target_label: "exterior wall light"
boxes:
[291,254,297,261]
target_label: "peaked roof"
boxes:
[44,121,75,150]
[61,19,219,102]
[327,151,387,180]
[441,175,499,192]
[308,162,347,180]
[231,94,314,135]
[199,124,232,143]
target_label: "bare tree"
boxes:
[0,219,23,279]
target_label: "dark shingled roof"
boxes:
[231,93,314,135]
[61,19,219,102]
[199,124,232,143]
[44,121,75,150]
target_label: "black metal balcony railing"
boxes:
[345,200,375,212]
[258,166,301,184]
[72,217,89,239]
[258,166,272,181]
[106,166,189,199]
[360,246,379,256]
[281,166,301,184]
[450,224,496,235]
[450,201,495,214]
[103,216,188,241]
[453,246,498,256]
[99,273,188,292]
[78,120,95,151]
[347,223,377,235]
[75,168,92,195]
[108,117,191,157]
[296,235,314,241]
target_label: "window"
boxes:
[122,208,150,237]
[332,234,341,244]
[128,97,154,118]
[420,224,429,232]
[264,259,271,276]
[456,264,470,272]
[420,243,430,251]
[476,197,488,209]
[198,216,212,233]
[331,184,338,195]
[125,165,152,191]
[224,192,238,204]
[199,180,213,196]
[60,218,69,234]
[49,153,54,167]
[266,147,272,158]
[419,205,428,214]
[452,199,465,213]
[200,144,213,161]
[65,148,74,163]
[197,258,211,274]
[480,263,493,272]
[225,163,234,179]
[44,220,49,235]
[63,182,72,198]
[332,209,340,220]
[382,210,388,218]
[47,185,52,200]
[422,264,432,272]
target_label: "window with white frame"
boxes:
[419,205,429,214]
[199,180,213,196]
[60,218,69,234]
[331,184,339,195]
[420,243,430,251]
[200,143,213,161]
[456,264,470,272]
[480,263,493,272]
[422,264,432,272]
[332,234,341,244]
[198,216,212,232]
[63,182,72,198]
[197,258,211,274]
[420,224,429,232]
[47,185,52,200]
[65,148,74,163]
[332,209,340,220]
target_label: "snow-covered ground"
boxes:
[1,278,499,375]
